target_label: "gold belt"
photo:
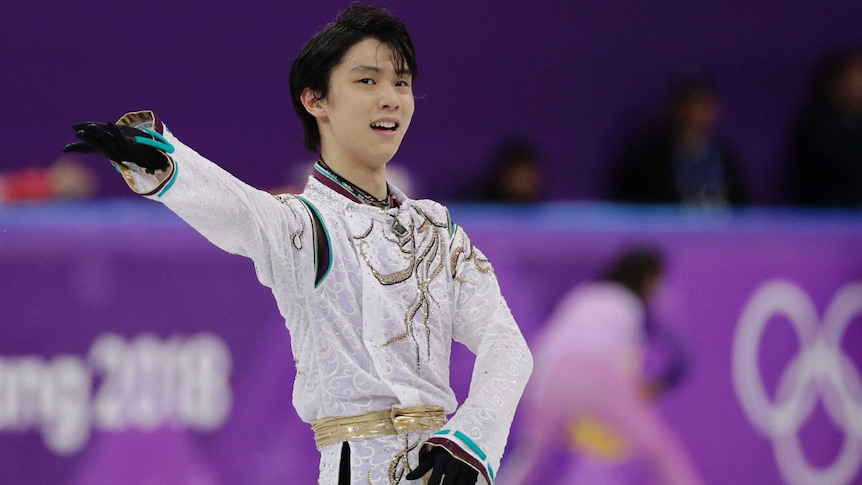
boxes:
[311,405,448,448]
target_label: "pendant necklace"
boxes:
[317,159,408,237]
[390,215,408,238]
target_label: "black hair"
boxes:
[603,247,665,300]
[289,4,418,152]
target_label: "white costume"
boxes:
[113,111,533,484]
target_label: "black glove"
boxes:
[405,446,478,485]
[64,122,174,174]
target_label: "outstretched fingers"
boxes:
[73,123,121,154]
[405,459,434,480]
[62,141,97,153]
[427,465,446,485]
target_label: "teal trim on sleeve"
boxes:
[137,127,176,153]
[298,196,332,288]
[445,208,456,237]
[434,429,495,482]
[156,162,178,198]
[453,430,487,461]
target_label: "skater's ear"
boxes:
[300,88,326,119]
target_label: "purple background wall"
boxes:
[3,1,862,204]
[3,2,862,484]
[2,201,862,484]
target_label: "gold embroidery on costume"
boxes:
[277,195,307,251]
[355,219,374,239]
[450,233,494,282]
[354,207,448,366]
[450,247,464,279]
[381,332,410,346]
[464,248,493,274]
[358,240,415,285]
[387,434,423,485]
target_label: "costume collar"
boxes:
[312,160,400,209]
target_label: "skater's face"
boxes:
[303,38,414,170]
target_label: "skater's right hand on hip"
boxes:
[405,446,478,485]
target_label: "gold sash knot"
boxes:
[311,405,447,448]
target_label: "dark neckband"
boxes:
[315,159,395,209]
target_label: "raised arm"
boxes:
[64,110,316,294]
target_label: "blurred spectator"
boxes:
[786,48,862,207]
[609,70,749,207]
[501,246,703,485]
[0,156,98,202]
[467,136,547,203]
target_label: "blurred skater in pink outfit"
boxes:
[502,247,705,485]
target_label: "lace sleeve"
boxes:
[112,110,317,296]
[427,224,533,484]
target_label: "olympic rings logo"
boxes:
[732,279,862,485]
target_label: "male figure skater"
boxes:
[64,5,532,485]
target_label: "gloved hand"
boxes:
[405,446,478,485]
[64,122,174,174]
